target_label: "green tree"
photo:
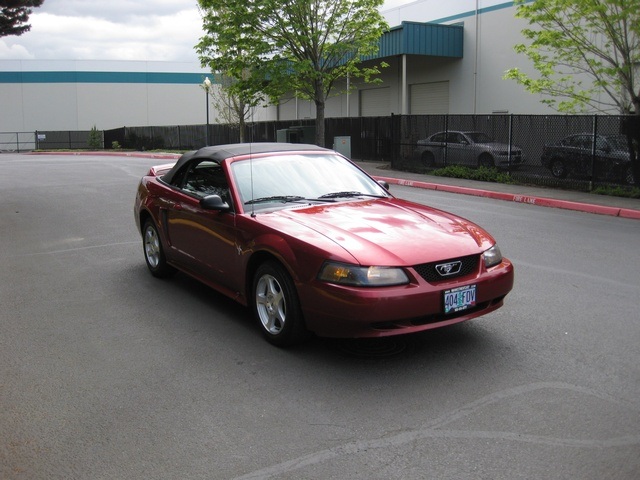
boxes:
[196,0,388,147]
[87,125,103,150]
[0,0,44,37]
[207,73,261,143]
[504,0,639,115]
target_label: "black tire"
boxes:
[142,219,176,278]
[252,261,309,347]
[550,158,568,179]
[478,153,494,168]
[421,151,435,168]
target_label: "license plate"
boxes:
[444,285,476,314]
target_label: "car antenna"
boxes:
[249,111,256,218]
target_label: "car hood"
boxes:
[258,199,494,266]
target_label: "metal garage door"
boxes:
[410,81,449,114]
[359,87,390,117]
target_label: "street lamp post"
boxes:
[203,77,212,146]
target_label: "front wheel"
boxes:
[478,153,494,168]
[421,151,435,168]
[550,159,567,179]
[252,261,309,347]
[142,219,176,278]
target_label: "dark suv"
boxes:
[541,134,635,185]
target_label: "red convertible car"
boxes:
[134,143,514,347]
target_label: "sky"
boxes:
[0,0,416,63]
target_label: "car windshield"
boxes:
[230,153,390,209]
[464,132,493,143]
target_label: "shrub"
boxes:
[87,125,103,149]
[591,185,640,199]
[430,165,515,184]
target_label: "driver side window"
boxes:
[181,160,231,203]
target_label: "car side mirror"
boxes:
[377,180,390,191]
[200,195,231,211]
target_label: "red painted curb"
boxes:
[376,176,640,220]
[28,151,181,160]
[620,208,640,220]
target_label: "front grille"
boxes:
[414,254,479,283]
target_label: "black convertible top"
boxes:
[162,142,329,184]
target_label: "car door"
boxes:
[428,132,447,165]
[570,135,593,176]
[443,132,469,166]
[592,136,614,180]
[163,159,241,292]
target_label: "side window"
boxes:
[446,132,460,143]
[594,136,607,151]
[182,160,230,202]
[577,136,591,150]
[564,136,581,148]
[432,133,446,142]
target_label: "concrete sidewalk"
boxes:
[355,160,640,220]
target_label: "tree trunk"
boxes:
[314,80,325,147]
[315,101,325,147]
[239,115,246,143]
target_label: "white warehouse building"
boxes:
[0,1,560,135]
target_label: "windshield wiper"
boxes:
[318,191,386,199]
[245,195,307,205]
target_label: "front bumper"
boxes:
[298,259,514,338]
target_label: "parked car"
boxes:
[541,133,635,185]
[415,131,523,168]
[134,143,514,347]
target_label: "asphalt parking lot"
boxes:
[2,153,640,479]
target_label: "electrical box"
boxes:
[333,136,351,159]
[276,126,316,144]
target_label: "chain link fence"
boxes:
[0,131,36,152]
[4,114,637,191]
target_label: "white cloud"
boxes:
[0,0,415,62]
[0,41,35,59]
[0,0,203,61]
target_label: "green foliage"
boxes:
[0,0,45,37]
[429,165,638,198]
[196,0,389,145]
[591,185,640,198]
[111,141,122,149]
[87,125,103,150]
[504,0,640,114]
[430,166,515,184]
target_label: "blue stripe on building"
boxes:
[0,71,209,84]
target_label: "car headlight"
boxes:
[483,245,503,268]
[318,262,409,287]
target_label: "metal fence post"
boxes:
[590,115,597,191]
[444,114,449,166]
[507,114,514,175]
